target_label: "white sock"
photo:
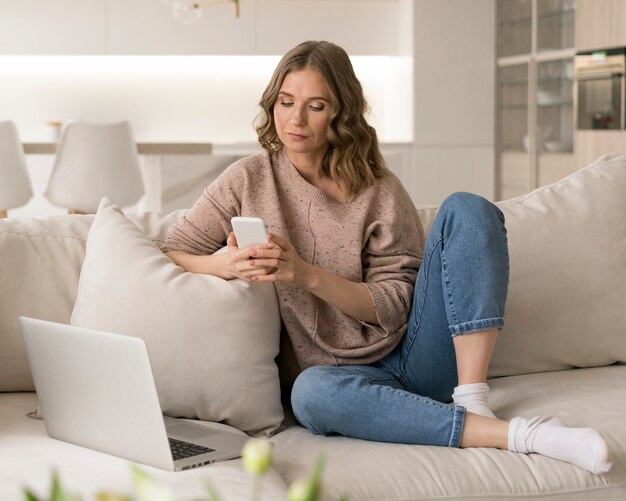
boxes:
[508,416,613,474]
[452,383,496,418]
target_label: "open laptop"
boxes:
[19,316,249,471]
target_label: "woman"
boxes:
[163,41,611,474]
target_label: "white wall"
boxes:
[1,0,498,213]
[0,56,412,143]
[0,0,411,56]
[0,0,414,143]
[410,0,496,204]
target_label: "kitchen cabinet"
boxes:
[575,130,626,170]
[0,0,105,54]
[576,0,626,52]
[0,0,410,56]
[496,0,576,200]
[106,0,257,55]
[256,1,409,56]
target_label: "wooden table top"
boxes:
[23,142,213,155]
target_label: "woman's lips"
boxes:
[287,132,307,141]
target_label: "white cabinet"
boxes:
[106,0,257,55]
[0,0,410,56]
[0,0,106,54]
[256,0,407,56]
[409,0,496,205]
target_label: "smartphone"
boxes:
[231,217,269,249]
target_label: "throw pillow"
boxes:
[487,154,626,377]
[70,198,283,436]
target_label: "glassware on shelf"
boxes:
[537,0,575,52]
[497,0,532,58]
[537,59,574,153]
[498,64,529,151]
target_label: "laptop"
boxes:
[19,316,249,471]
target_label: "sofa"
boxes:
[1,154,625,500]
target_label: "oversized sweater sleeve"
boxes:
[361,178,424,336]
[161,160,247,255]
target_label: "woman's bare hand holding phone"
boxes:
[225,231,277,281]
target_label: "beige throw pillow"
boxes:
[487,154,626,377]
[70,198,283,436]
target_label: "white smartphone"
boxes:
[231,217,269,249]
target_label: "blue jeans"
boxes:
[290,192,509,447]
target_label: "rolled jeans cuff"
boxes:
[449,404,466,448]
[449,317,505,336]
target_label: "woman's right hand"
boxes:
[225,231,277,281]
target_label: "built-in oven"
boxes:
[574,48,625,129]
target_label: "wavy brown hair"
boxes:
[255,41,387,200]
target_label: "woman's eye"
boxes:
[310,104,325,112]
[280,101,294,107]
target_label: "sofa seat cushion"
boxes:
[0,393,288,501]
[271,365,626,500]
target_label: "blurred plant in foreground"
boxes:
[23,438,344,501]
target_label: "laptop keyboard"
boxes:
[169,437,215,461]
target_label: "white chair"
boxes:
[0,121,33,218]
[45,121,144,214]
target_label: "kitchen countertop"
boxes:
[23,142,213,155]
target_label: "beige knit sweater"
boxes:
[162,149,424,385]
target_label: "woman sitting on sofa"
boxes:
[163,40,611,475]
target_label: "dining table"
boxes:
[23,142,213,214]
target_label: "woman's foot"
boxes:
[508,416,613,474]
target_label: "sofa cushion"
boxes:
[0,214,92,391]
[0,210,184,392]
[0,393,289,501]
[70,198,283,435]
[272,365,626,500]
[488,154,626,377]
[416,154,626,378]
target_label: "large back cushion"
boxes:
[2,154,625,390]
[489,154,626,377]
[0,210,183,391]
[417,154,626,378]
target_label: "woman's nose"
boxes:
[290,106,306,125]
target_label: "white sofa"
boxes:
[1,154,625,500]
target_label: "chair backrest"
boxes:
[0,121,33,211]
[45,121,144,213]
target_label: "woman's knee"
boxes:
[441,192,499,216]
[291,366,339,434]
[440,192,505,227]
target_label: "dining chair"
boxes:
[45,121,144,214]
[0,121,33,218]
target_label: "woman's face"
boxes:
[273,68,333,164]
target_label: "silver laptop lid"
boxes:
[20,316,175,471]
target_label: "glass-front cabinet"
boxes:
[496,0,576,200]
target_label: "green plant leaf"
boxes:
[287,455,325,501]
[305,455,324,501]
[22,489,40,501]
[201,480,222,501]
[131,466,178,501]
[50,471,81,501]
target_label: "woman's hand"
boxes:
[247,233,313,288]
[245,232,378,324]
[225,231,278,281]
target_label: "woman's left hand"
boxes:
[247,233,313,288]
